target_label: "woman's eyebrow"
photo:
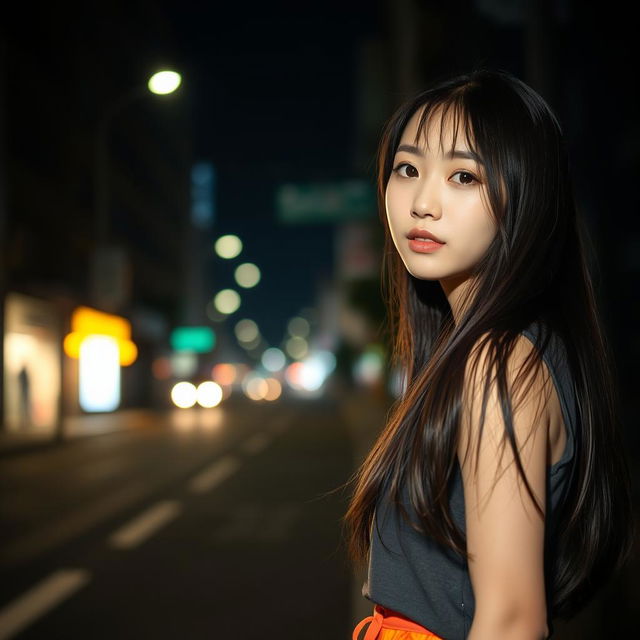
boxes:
[396,143,484,165]
[396,143,424,156]
[445,149,484,164]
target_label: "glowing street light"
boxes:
[148,70,182,95]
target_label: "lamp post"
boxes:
[91,70,181,310]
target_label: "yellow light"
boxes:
[119,340,138,367]
[63,332,83,359]
[72,307,131,339]
[148,70,182,95]
[65,307,138,366]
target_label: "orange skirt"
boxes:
[353,604,443,640]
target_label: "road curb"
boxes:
[0,409,161,458]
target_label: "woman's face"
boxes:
[385,108,498,287]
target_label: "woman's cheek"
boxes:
[385,187,404,246]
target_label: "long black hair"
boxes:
[343,69,634,619]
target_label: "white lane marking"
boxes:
[0,569,90,640]
[109,501,181,549]
[1,479,154,567]
[188,456,240,494]
[240,433,271,455]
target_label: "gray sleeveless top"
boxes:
[363,321,577,639]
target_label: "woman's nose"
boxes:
[411,179,441,219]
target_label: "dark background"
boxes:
[2,0,637,373]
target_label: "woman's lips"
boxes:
[407,227,444,243]
[408,237,445,253]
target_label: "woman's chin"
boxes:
[406,269,441,281]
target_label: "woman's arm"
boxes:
[458,336,551,639]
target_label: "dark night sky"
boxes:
[155,1,384,347]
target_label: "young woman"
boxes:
[344,69,634,640]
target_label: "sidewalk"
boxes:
[0,408,161,456]
[0,392,279,457]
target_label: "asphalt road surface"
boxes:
[0,394,355,639]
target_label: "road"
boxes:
[0,393,356,639]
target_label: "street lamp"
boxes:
[92,70,181,310]
[148,70,181,95]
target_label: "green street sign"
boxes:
[170,327,216,353]
[276,180,376,223]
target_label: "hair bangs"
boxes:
[412,92,481,164]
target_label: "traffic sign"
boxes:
[275,180,376,223]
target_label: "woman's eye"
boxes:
[450,170,478,185]
[393,163,418,178]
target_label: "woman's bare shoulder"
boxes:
[461,331,554,442]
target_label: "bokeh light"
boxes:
[171,381,197,408]
[287,316,310,338]
[242,372,269,401]
[211,363,237,386]
[243,338,262,352]
[299,359,325,391]
[261,347,286,372]
[120,340,138,366]
[170,352,198,377]
[152,356,172,380]
[314,349,336,374]
[214,289,241,314]
[214,234,242,259]
[284,361,305,390]
[285,336,308,359]
[234,318,259,343]
[352,344,385,387]
[196,381,223,408]
[234,262,261,288]
[264,377,282,401]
